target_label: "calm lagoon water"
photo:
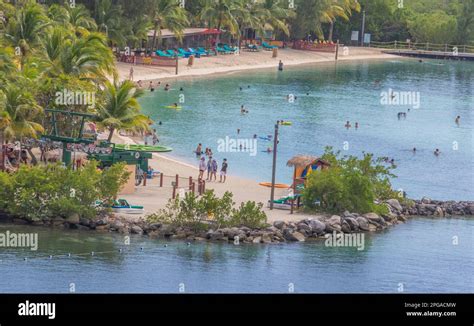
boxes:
[0,218,472,293]
[140,59,473,200]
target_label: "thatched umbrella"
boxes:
[286,155,330,214]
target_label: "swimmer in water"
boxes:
[434,148,441,156]
[455,115,460,125]
[345,121,351,129]
[412,147,416,153]
[240,105,246,114]
[237,128,240,134]
[179,87,183,91]
[253,134,257,139]
[266,147,273,153]
[355,122,359,129]
[149,81,155,92]
[239,87,243,91]
[173,103,178,108]
[164,83,170,91]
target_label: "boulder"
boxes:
[65,213,80,225]
[368,224,378,232]
[325,215,342,232]
[262,234,272,243]
[12,218,28,225]
[434,206,444,217]
[273,220,287,230]
[309,219,326,234]
[79,218,91,226]
[386,199,403,212]
[356,216,370,231]
[341,221,351,233]
[131,225,143,234]
[109,220,124,231]
[285,231,305,242]
[421,197,431,204]
[363,213,382,223]
[297,223,312,233]
[344,217,359,231]
[95,217,109,226]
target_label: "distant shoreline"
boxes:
[117,47,403,83]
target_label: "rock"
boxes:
[297,223,312,233]
[12,218,28,225]
[421,197,431,204]
[65,213,80,224]
[75,224,90,231]
[325,215,342,232]
[368,224,378,232]
[363,212,382,222]
[309,219,326,234]
[131,225,143,234]
[79,218,90,226]
[341,221,351,233]
[344,217,359,231]
[252,236,262,244]
[434,206,444,217]
[262,234,272,243]
[95,225,108,231]
[356,216,370,231]
[96,217,108,226]
[386,199,403,212]
[273,220,287,230]
[283,230,305,242]
[109,220,124,231]
[208,230,224,241]
[467,205,474,215]
[342,210,354,218]
[398,215,407,222]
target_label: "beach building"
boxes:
[147,28,223,49]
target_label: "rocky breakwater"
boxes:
[403,197,474,217]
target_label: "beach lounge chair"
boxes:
[166,49,182,57]
[216,45,231,54]
[192,47,208,56]
[223,44,238,53]
[200,47,216,56]
[262,41,278,50]
[156,50,172,57]
[245,44,260,52]
[178,48,192,57]
[196,47,209,56]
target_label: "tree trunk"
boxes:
[107,128,115,142]
[0,132,4,170]
[26,147,38,165]
[328,21,334,42]
[151,21,158,51]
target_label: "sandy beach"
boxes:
[117,47,398,82]
[114,47,400,223]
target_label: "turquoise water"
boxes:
[0,218,472,293]
[140,59,473,200]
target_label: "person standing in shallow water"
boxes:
[455,116,460,125]
[278,60,283,71]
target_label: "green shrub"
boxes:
[146,190,267,230]
[0,161,129,221]
[303,147,398,214]
[229,201,268,229]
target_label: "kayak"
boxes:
[114,144,173,152]
[164,105,182,109]
[280,121,292,126]
[259,182,290,188]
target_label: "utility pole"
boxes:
[269,122,279,210]
[360,10,366,47]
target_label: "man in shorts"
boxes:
[219,158,228,183]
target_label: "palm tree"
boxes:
[149,0,189,50]
[41,30,114,81]
[5,2,50,65]
[198,0,240,46]
[66,3,97,31]
[327,0,360,42]
[95,80,151,142]
[0,84,44,151]
[93,0,124,46]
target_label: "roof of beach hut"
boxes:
[286,155,330,168]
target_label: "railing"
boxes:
[370,41,474,54]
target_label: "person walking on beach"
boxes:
[129,66,134,81]
[206,156,212,180]
[198,157,206,180]
[211,158,218,181]
[219,158,228,183]
[278,60,284,71]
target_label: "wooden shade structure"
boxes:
[286,155,330,213]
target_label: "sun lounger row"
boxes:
[156,47,217,58]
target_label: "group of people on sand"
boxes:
[345,121,359,129]
[195,143,228,183]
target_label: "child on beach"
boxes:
[219,159,228,183]
[198,157,206,180]
[211,158,218,181]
